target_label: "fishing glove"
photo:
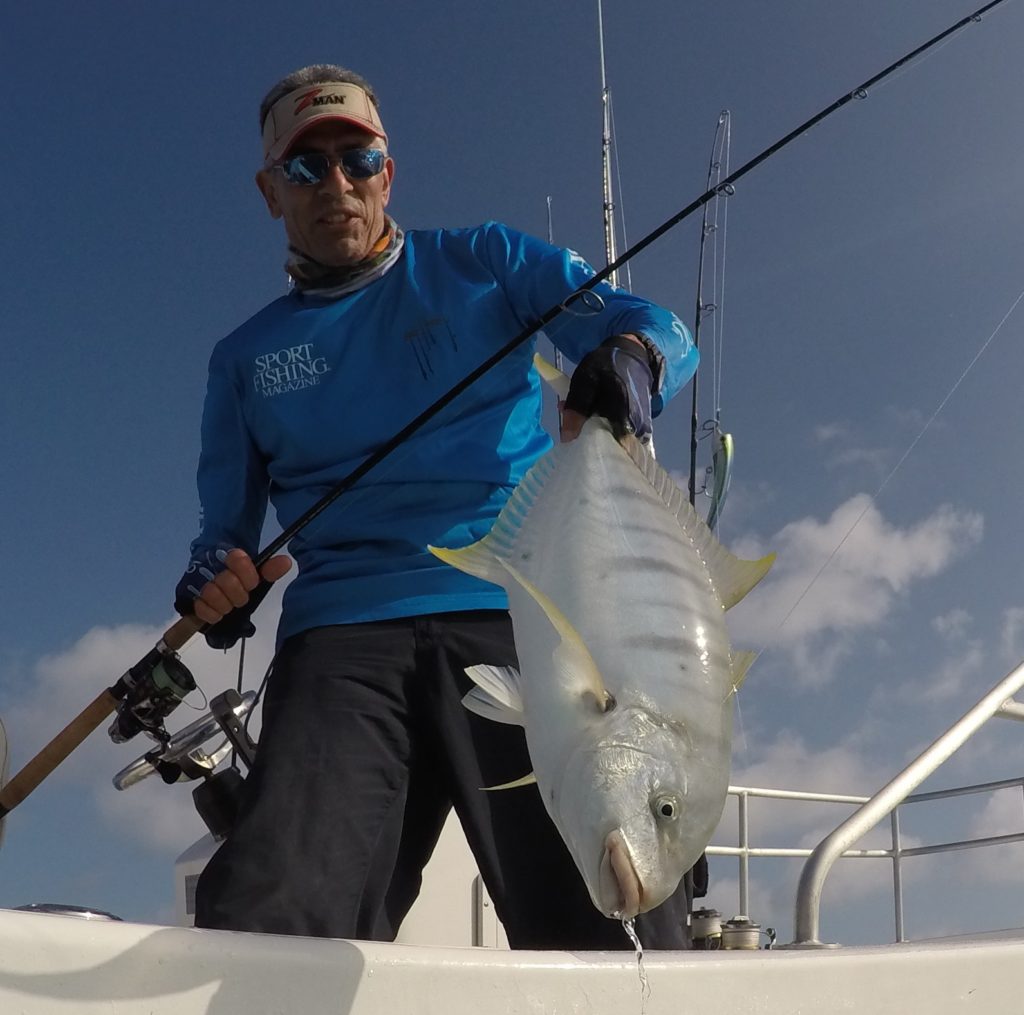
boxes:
[564,334,656,441]
[173,546,271,650]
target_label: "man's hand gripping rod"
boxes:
[0,0,1007,822]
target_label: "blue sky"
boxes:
[4,0,1024,945]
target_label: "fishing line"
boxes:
[765,283,1024,650]
[608,92,634,293]
[252,0,1011,572]
[859,23,966,97]
[1,0,1012,821]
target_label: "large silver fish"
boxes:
[430,416,773,919]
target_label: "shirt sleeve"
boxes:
[186,342,270,565]
[478,221,698,414]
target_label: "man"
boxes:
[177,63,700,949]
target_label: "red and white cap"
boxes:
[262,82,387,162]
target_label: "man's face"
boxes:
[256,121,394,267]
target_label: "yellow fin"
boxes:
[729,650,759,696]
[498,559,613,712]
[481,772,538,792]
[532,352,571,400]
[429,541,507,588]
[615,428,775,610]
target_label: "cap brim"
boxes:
[269,112,387,162]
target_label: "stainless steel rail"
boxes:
[792,660,1024,945]
[706,660,1024,947]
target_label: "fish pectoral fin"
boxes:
[429,542,507,588]
[462,665,525,726]
[481,772,537,792]
[499,559,613,709]
[728,650,759,695]
[532,352,571,400]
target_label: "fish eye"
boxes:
[652,794,680,821]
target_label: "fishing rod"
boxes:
[0,0,1011,823]
[688,110,732,511]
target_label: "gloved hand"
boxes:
[562,334,655,442]
[174,546,278,650]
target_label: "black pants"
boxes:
[195,611,692,949]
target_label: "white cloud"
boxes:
[967,787,1024,841]
[945,789,1024,890]
[813,422,851,444]
[1000,606,1024,665]
[728,494,984,684]
[826,446,890,473]
[882,638,988,706]
[2,584,285,858]
[932,608,973,640]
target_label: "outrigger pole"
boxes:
[0,0,1012,822]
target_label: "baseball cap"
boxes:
[262,82,386,162]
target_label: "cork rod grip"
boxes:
[0,688,119,816]
[162,614,203,654]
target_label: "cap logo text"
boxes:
[293,87,348,115]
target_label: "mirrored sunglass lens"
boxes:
[283,153,329,184]
[341,149,384,178]
[279,150,383,184]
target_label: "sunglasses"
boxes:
[274,148,387,185]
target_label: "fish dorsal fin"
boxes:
[730,650,758,694]
[499,559,614,713]
[481,772,537,792]
[462,665,525,726]
[532,352,571,400]
[617,428,775,610]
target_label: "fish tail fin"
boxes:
[618,435,775,609]
[532,352,571,400]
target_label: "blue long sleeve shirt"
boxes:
[187,221,697,643]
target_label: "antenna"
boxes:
[598,0,619,285]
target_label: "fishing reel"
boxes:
[108,646,197,745]
[113,680,258,841]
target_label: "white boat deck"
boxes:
[0,907,1021,1014]
[6,645,1024,1013]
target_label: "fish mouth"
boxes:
[600,829,643,919]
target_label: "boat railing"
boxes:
[709,658,1024,947]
